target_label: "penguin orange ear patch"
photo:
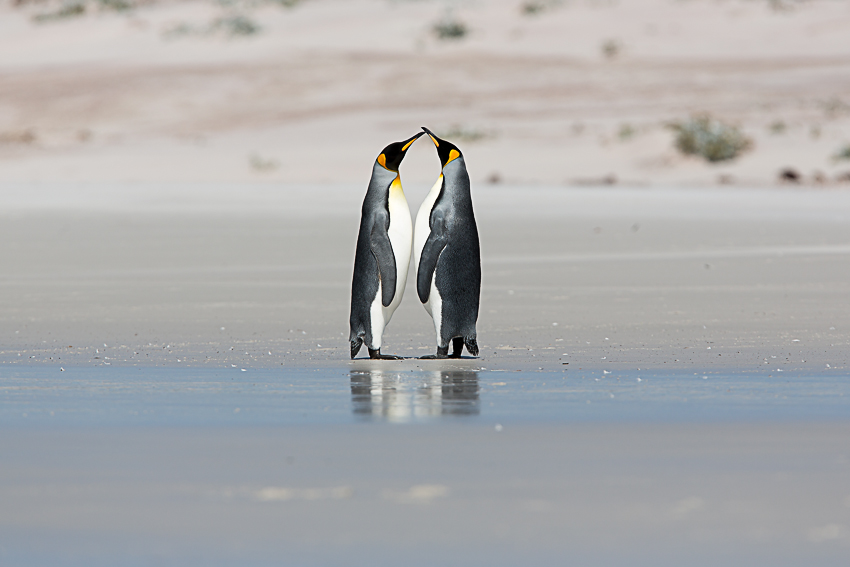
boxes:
[377,154,387,168]
[446,149,460,164]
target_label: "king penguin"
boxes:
[413,127,481,359]
[349,132,423,359]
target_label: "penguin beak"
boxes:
[421,126,440,148]
[401,131,424,152]
[421,126,461,168]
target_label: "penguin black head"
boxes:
[421,127,463,169]
[376,132,424,172]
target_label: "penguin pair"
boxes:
[349,127,481,360]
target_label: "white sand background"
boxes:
[2,1,850,565]
[1,181,849,371]
[1,0,850,185]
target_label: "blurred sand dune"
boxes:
[1,0,850,184]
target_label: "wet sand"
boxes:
[2,183,850,565]
[2,363,850,566]
[4,365,850,427]
[1,422,848,567]
[1,182,848,372]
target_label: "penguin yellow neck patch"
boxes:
[390,175,403,193]
[377,153,387,168]
[445,149,460,166]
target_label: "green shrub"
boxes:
[521,0,561,15]
[249,153,279,172]
[162,22,194,39]
[98,0,134,11]
[669,115,752,163]
[32,1,86,22]
[521,1,546,15]
[768,120,786,135]
[213,15,261,36]
[601,39,620,59]
[433,18,467,40]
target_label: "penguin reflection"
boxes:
[350,369,479,421]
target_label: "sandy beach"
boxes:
[3,183,849,565]
[2,422,849,566]
[2,0,850,186]
[2,1,850,565]
[1,182,848,372]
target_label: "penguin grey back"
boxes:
[416,156,479,305]
[349,133,422,359]
[351,162,399,313]
[416,149,481,355]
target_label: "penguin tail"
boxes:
[350,336,364,359]
[464,336,479,357]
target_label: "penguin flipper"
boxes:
[370,213,397,307]
[350,336,363,359]
[417,213,448,304]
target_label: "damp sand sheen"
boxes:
[1,183,849,566]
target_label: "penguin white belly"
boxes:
[368,281,385,350]
[367,178,411,349]
[385,177,412,316]
[413,174,443,277]
[427,277,442,345]
[414,174,445,346]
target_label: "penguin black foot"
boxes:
[420,346,450,359]
[368,348,403,360]
[449,337,464,358]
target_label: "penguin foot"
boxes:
[368,348,403,360]
[420,346,450,359]
[449,337,464,358]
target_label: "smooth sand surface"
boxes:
[2,424,850,566]
[1,182,848,372]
